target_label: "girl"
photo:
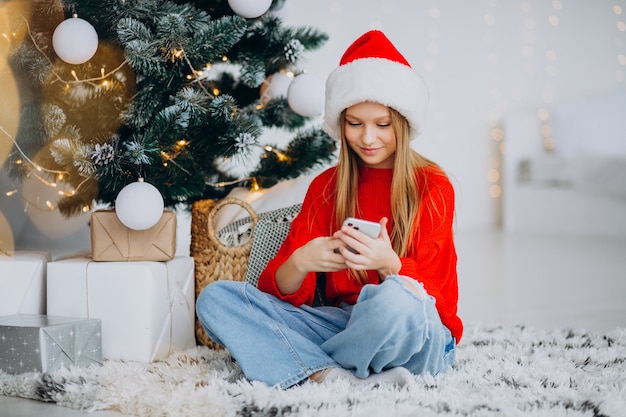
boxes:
[196,30,462,389]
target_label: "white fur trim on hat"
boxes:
[322,57,429,141]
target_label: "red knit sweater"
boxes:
[258,165,463,342]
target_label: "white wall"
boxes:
[280,0,626,231]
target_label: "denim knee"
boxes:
[356,276,432,332]
[196,281,242,334]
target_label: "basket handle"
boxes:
[206,197,259,249]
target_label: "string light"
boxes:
[0,123,95,210]
[537,107,555,151]
[0,126,69,177]
[250,177,260,192]
[160,138,192,174]
[263,145,290,162]
[208,177,257,189]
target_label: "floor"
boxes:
[2,229,626,416]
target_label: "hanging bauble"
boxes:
[228,0,272,18]
[287,73,325,117]
[260,72,293,101]
[115,178,164,230]
[52,15,99,65]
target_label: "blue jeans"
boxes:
[196,275,455,389]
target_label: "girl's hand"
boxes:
[275,236,346,295]
[334,217,401,279]
[294,236,347,273]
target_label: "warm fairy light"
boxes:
[263,145,290,162]
[45,201,55,210]
[5,190,17,196]
[70,70,79,81]
[548,15,559,26]
[176,139,188,147]
[221,56,228,62]
[537,107,555,151]
[537,108,550,121]
[489,184,502,198]
[171,49,184,60]
[543,137,555,151]
[58,188,76,197]
[210,177,255,188]
[491,127,504,141]
[487,169,500,183]
[250,177,260,192]
[212,88,220,95]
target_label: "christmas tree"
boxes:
[3,0,336,217]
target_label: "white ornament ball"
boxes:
[260,72,293,101]
[115,179,164,230]
[287,73,325,117]
[52,16,99,65]
[228,0,272,18]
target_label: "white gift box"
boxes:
[0,314,102,374]
[47,256,195,362]
[0,252,49,316]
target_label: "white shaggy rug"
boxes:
[1,323,625,417]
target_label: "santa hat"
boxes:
[322,30,429,141]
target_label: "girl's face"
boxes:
[344,101,397,169]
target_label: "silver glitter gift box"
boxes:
[0,314,102,374]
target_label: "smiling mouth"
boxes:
[361,147,379,154]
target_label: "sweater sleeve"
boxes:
[257,170,335,306]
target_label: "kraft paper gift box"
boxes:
[47,256,195,362]
[0,314,102,374]
[0,251,49,316]
[90,210,177,261]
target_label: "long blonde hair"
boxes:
[334,106,437,281]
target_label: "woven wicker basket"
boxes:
[191,197,258,348]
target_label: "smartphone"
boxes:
[342,217,381,239]
[338,217,381,254]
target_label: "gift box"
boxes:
[90,210,177,261]
[47,256,195,362]
[0,251,49,316]
[0,314,102,374]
